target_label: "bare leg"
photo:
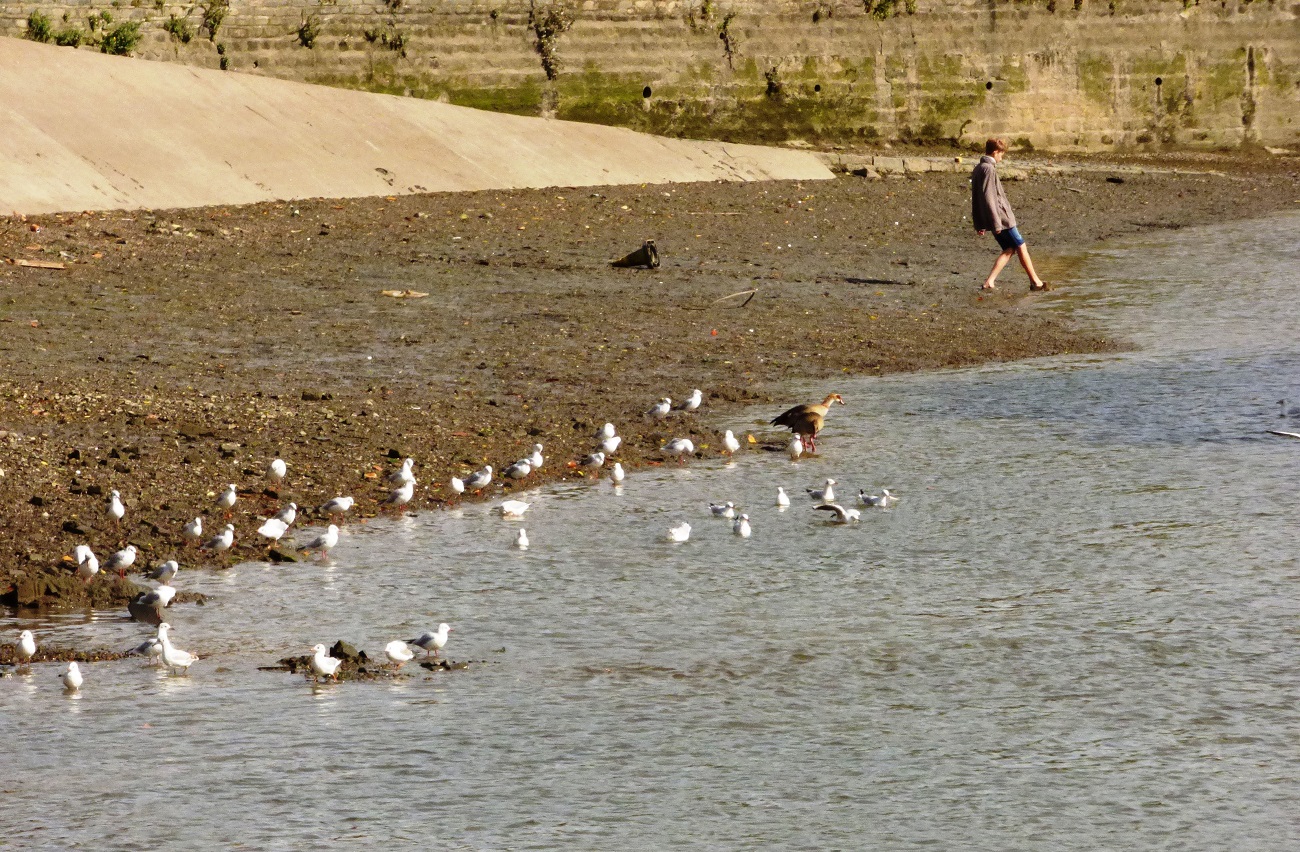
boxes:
[1015,244,1047,289]
[982,248,1016,290]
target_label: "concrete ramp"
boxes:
[0,37,831,215]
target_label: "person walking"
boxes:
[971,138,1049,292]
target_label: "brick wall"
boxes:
[8,0,1298,151]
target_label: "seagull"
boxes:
[202,524,235,553]
[386,457,415,486]
[667,522,691,542]
[156,623,198,674]
[515,528,530,549]
[722,430,741,455]
[776,487,791,508]
[596,423,617,440]
[859,488,897,508]
[600,434,622,455]
[273,502,298,526]
[449,476,466,497]
[384,640,415,669]
[674,389,703,413]
[409,624,452,658]
[128,636,163,666]
[151,585,177,608]
[463,465,493,493]
[646,398,672,420]
[611,462,625,484]
[733,513,752,538]
[17,629,36,665]
[815,502,861,524]
[257,517,290,545]
[662,438,695,463]
[502,459,532,480]
[107,489,125,525]
[319,496,355,517]
[709,501,736,519]
[215,483,238,517]
[381,479,415,510]
[182,516,203,546]
[299,524,340,557]
[104,544,137,577]
[806,478,837,503]
[309,643,342,681]
[579,451,606,474]
[73,544,99,583]
[787,435,803,461]
[527,443,545,470]
[266,458,287,485]
[500,500,530,518]
[146,559,179,584]
[61,661,83,691]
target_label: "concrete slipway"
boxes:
[0,37,831,215]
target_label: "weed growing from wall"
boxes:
[202,1,229,42]
[862,0,915,20]
[298,14,320,48]
[529,1,575,81]
[164,13,194,44]
[100,21,142,55]
[717,11,738,70]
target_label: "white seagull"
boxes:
[449,476,466,497]
[646,397,672,420]
[319,496,355,517]
[273,502,298,526]
[600,434,622,455]
[381,479,415,510]
[202,524,235,553]
[156,623,199,674]
[776,487,791,508]
[17,629,36,665]
[667,522,691,542]
[107,489,125,524]
[151,585,177,608]
[611,462,626,484]
[815,503,862,524]
[787,435,804,461]
[215,483,238,516]
[502,459,532,480]
[500,500,530,518]
[722,430,741,455]
[527,443,545,470]
[384,640,415,669]
[310,643,342,681]
[807,478,837,503]
[299,524,340,557]
[515,528,530,550]
[409,624,452,658]
[463,466,493,492]
[128,636,163,666]
[257,517,290,544]
[146,560,179,584]
[104,544,138,577]
[386,457,415,486]
[733,513,752,538]
[579,451,606,474]
[709,501,736,519]
[182,516,203,545]
[73,544,99,583]
[675,389,704,412]
[596,422,617,440]
[859,488,897,508]
[61,661,83,691]
[266,458,287,485]
[662,438,695,463]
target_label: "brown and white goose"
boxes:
[770,393,844,453]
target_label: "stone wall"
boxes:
[7,1,1298,151]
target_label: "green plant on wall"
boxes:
[298,14,320,48]
[100,21,141,55]
[54,27,84,47]
[862,0,914,19]
[529,1,575,81]
[25,10,54,42]
[164,13,194,44]
[717,11,738,69]
[201,0,229,42]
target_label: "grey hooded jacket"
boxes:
[971,154,1016,232]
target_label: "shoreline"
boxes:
[0,161,1296,619]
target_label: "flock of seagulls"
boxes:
[8,388,890,692]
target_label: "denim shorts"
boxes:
[994,226,1026,250]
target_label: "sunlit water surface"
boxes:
[3,214,1298,850]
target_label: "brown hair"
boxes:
[985,138,1007,155]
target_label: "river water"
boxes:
[3,213,1298,849]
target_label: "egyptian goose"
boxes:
[770,393,844,453]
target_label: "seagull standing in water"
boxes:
[107,489,125,526]
[310,644,342,681]
[667,522,691,543]
[722,430,741,456]
[156,623,199,675]
[409,624,452,658]
[500,500,530,518]
[787,435,803,461]
[299,524,340,558]
[611,462,626,485]
[61,661,83,691]
[384,640,415,670]
[776,487,791,509]
[733,514,752,538]
[17,629,36,665]
[128,636,163,666]
[806,478,837,503]
[515,528,530,550]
